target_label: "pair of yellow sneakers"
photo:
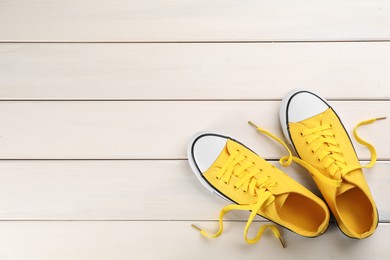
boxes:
[187,89,385,247]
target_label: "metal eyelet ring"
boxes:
[311,150,315,154]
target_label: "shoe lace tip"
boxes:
[279,237,286,248]
[191,224,202,232]
[375,116,387,121]
[248,121,258,129]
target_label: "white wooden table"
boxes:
[0,1,389,259]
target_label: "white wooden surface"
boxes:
[1,43,390,100]
[0,222,389,260]
[0,0,389,259]
[1,0,390,41]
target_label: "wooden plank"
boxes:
[1,43,390,100]
[0,160,388,221]
[0,101,388,159]
[0,221,388,259]
[0,1,390,41]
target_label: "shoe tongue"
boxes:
[337,182,355,196]
[226,138,240,153]
[274,193,290,211]
[299,111,326,128]
[208,139,233,169]
[218,147,231,164]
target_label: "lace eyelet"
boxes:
[305,141,309,145]
[317,158,321,162]
[224,181,228,185]
[329,124,333,127]
[243,190,247,193]
[260,169,263,171]
[216,176,220,180]
[311,150,315,154]
[333,134,336,138]
[300,132,304,136]
[234,185,238,189]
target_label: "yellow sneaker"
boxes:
[279,89,385,239]
[187,132,330,247]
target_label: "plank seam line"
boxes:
[0,219,388,223]
[2,40,390,44]
[0,159,387,162]
[0,99,389,102]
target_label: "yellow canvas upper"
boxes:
[288,108,379,238]
[193,137,330,245]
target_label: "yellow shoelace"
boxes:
[191,149,285,248]
[248,117,386,187]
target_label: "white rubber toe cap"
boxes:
[187,132,230,200]
[280,89,330,144]
[189,133,228,173]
